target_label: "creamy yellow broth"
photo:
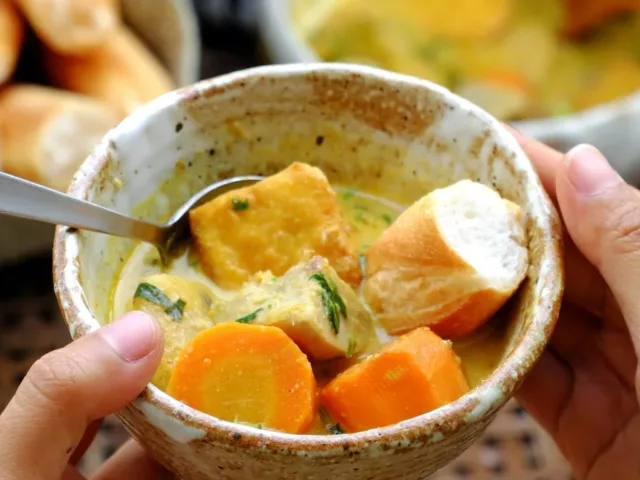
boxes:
[292,0,640,121]
[111,185,511,434]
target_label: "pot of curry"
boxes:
[53,64,563,480]
[258,0,640,183]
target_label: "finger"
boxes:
[0,311,163,480]
[516,348,573,438]
[93,439,175,480]
[63,464,87,480]
[555,144,640,353]
[70,420,102,465]
[563,237,607,316]
[505,124,563,203]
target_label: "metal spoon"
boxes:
[0,171,263,264]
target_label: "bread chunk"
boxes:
[363,179,528,338]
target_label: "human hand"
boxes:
[0,311,173,480]
[511,130,640,480]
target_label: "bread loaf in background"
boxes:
[14,0,119,54]
[363,180,529,339]
[43,25,175,118]
[0,84,119,191]
[0,0,24,84]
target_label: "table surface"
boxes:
[0,13,574,480]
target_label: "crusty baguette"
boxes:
[14,0,119,54]
[363,180,528,339]
[43,25,175,118]
[0,0,24,84]
[0,84,119,191]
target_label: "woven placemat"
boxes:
[0,255,573,479]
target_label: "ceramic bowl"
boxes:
[256,0,640,185]
[0,0,201,265]
[53,63,563,480]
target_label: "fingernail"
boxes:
[564,144,622,196]
[101,311,158,362]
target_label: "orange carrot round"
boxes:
[320,327,469,433]
[167,322,317,434]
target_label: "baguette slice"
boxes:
[0,0,24,84]
[363,179,528,339]
[14,0,119,54]
[43,25,175,118]
[0,85,119,191]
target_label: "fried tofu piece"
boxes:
[189,162,361,289]
[127,274,215,390]
[212,256,373,360]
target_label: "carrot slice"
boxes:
[319,327,469,433]
[167,322,317,434]
[563,0,640,37]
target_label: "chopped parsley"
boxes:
[133,282,186,322]
[381,213,393,226]
[310,273,347,334]
[231,198,249,211]
[236,308,263,324]
[346,335,357,358]
[165,299,186,322]
[342,189,356,200]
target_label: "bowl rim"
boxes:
[255,0,640,141]
[52,62,563,454]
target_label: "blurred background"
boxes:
[4,0,640,477]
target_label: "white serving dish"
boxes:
[0,0,201,265]
[256,0,640,184]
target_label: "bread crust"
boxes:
[0,85,119,191]
[15,0,119,54]
[364,183,527,338]
[0,0,24,84]
[43,26,174,117]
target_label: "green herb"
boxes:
[319,407,345,435]
[346,335,357,358]
[133,283,186,322]
[381,213,393,226]
[165,299,186,322]
[236,308,263,324]
[358,254,367,274]
[309,273,347,334]
[342,189,356,200]
[354,212,366,224]
[354,204,368,211]
[231,198,249,211]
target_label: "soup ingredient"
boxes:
[363,180,528,339]
[42,25,175,118]
[167,322,317,434]
[212,256,373,360]
[563,0,640,37]
[128,274,215,390]
[0,84,119,192]
[14,0,119,54]
[320,327,469,433]
[0,0,24,85]
[189,162,362,290]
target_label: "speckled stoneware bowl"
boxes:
[53,63,564,480]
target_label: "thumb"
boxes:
[0,311,163,480]
[556,144,640,346]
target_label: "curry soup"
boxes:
[109,167,514,435]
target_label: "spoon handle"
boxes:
[0,172,164,244]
